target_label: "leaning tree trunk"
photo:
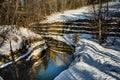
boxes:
[10,40,19,80]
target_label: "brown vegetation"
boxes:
[0,0,96,27]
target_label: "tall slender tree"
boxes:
[98,0,102,44]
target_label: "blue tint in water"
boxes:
[31,37,73,80]
[34,54,73,80]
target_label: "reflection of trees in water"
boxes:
[49,49,58,62]
[62,53,67,63]
[30,38,73,79]
[31,46,71,71]
[42,55,49,70]
[0,38,73,80]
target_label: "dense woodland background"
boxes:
[0,0,110,26]
[0,0,120,80]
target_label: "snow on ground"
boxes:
[0,41,45,68]
[104,37,120,51]
[0,25,45,68]
[29,2,120,80]
[26,41,47,61]
[0,76,3,80]
[39,1,120,51]
[0,1,120,80]
[41,34,120,80]
[55,39,120,80]
[39,2,120,24]
[40,2,120,80]
[0,26,41,55]
[40,6,91,23]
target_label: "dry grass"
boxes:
[0,0,94,27]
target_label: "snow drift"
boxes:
[55,39,120,80]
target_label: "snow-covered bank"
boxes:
[0,26,41,55]
[55,39,120,80]
[36,2,120,80]
[0,41,45,68]
[39,1,120,51]
[0,26,43,68]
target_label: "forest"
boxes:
[0,0,110,26]
[0,0,120,80]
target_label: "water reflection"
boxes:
[0,37,73,80]
[30,37,74,80]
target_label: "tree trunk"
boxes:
[10,40,19,80]
[98,0,102,44]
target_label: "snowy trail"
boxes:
[80,39,120,63]
[38,2,120,24]
[55,39,120,80]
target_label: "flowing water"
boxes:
[0,37,74,80]
[32,38,73,80]
[32,50,73,80]
[30,38,74,80]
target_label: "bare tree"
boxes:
[98,0,103,44]
[10,40,19,80]
[92,0,103,44]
